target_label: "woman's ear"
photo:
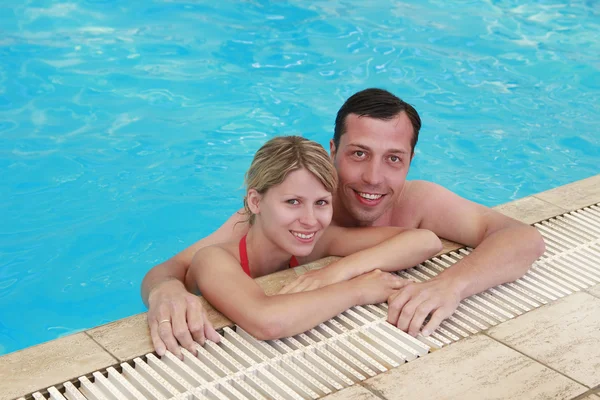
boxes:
[247,189,261,215]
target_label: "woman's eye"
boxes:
[316,200,329,206]
[287,199,299,205]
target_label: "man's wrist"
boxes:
[431,268,469,299]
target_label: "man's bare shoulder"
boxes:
[401,180,470,207]
[390,180,450,227]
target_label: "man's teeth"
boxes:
[358,192,383,200]
[292,231,315,239]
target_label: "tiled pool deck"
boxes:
[1,174,599,400]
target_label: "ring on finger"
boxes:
[158,319,171,325]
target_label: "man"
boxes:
[142,88,545,358]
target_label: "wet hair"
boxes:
[243,136,338,225]
[333,88,422,154]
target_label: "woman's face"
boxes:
[258,168,333,257]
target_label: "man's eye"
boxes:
[354,151,365,158]
[390,155,401,163]
[287,199,299,205]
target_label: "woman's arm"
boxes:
[281,226,442,294]
[187,246,407,340]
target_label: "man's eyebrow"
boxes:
[347,143,409,154]
[389,149,409,155]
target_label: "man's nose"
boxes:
[362,160,384,186]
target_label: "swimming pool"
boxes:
[0,0,599,356]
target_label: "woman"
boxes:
[184,136,442,340]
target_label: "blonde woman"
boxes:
[184,136,442,341]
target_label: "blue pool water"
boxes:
[1,1,599,356]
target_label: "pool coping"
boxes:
[2,173,600,400]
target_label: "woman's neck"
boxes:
[245,225,292,278]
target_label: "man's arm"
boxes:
[141,209,249,357]
[279,226,442,294]
[387,181,545,336]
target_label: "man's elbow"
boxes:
[529,226,546,260]
[418,229,444,257]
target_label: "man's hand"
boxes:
[147,279,220,358]
[352,270,411,305]
[387,278,461,337]
[278,264,346,295]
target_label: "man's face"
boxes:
[330,113,414,226]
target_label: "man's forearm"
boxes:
[436,225,545,299]
[141,258,189,306]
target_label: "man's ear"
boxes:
[329,139,337,162]
[247,189,261,215]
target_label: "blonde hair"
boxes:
[243,136,338,225]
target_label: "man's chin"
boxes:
[347,205,385,226]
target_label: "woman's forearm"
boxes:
[243,281,360,340]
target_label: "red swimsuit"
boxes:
[239,234,299,277]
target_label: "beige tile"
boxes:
[534,175,600,211]
[86,313,155,362]
[579,394,600,400]
[439,238,462,254]
[362,334,585,400]
[0,333,116,400]
[587,284,600,299]
[321,385,380,400]
[494,196,567,224]
[488,292,600,388]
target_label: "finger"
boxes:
[186,301,205,350]
[170,304,195,358]
[278,282,293,295]
[421,307,451,337]
[279,278,303,294]
[157,319,181,359]
[154,305,181,358]
[389,275,411,290]
[290,280,313,294]
[387,290,410,326]
[396,298,419,332]
[149,320,167,356]
[203,309,221,343]
[408,301,436,337]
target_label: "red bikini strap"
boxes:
[239,234,251,277]
[289,256,299,268]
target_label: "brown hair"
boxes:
[334,88,422,154]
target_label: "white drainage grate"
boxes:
[22,203,600,400]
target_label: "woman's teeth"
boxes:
[292,231,315,239]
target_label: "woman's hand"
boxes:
[350,270,411,305]
[147,279,220,358]
[278,264,347,294]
